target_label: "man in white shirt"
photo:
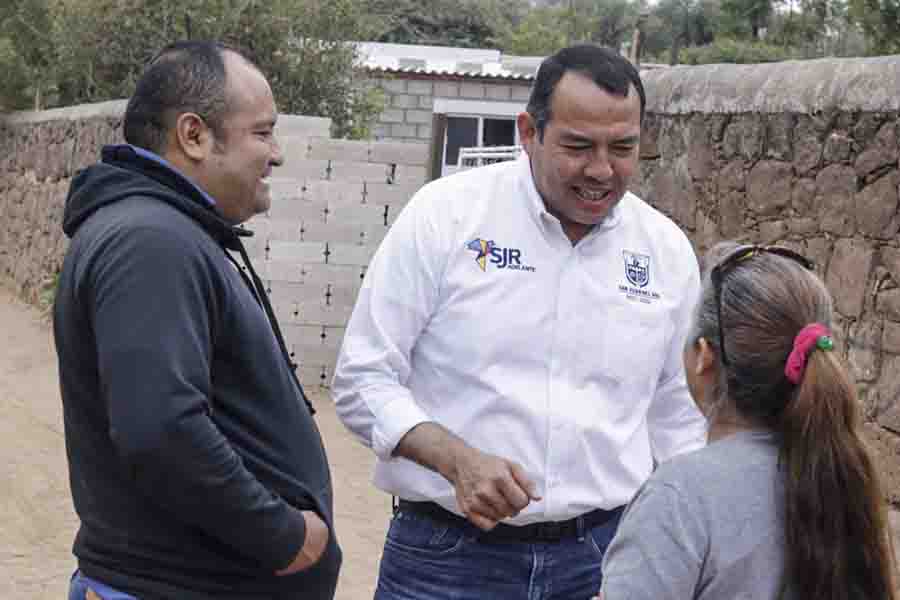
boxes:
[332,44,707,600]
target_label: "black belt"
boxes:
[396,500,623,543]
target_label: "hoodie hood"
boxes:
[63,145,247,250]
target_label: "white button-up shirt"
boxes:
[332,154,707,525]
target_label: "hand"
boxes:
[275,510,330,575]
[449,445,541,531]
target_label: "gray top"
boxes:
[601,430,790,600]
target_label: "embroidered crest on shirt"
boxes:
[623,250,650,288]
[465,238,536,272]
[619,249,661,304]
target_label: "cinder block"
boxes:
[392,164,428,186]
[391,94,417,109]
[381,109,405,123]
[307,137,371,163]
[266,259,306,283]
[299,301,355,327]
[328,161,390,184]
[269,197,327,224]
[305,180,365,208]
[268,218,306,243]
[275,114,331,138]
[268,178,304,201]
[269,240,328,263]
[389,123,417,139]
[405,109,433,125]
[460,83,486,99]
[274,158,330,181]
[327,242,377,267]
[380,79,407,94]
[327,203,392,227]
[434,82,459,98]
[277,135,309,161]
[369,141,429,167]
[511,85,532,101]
[364,182,421,206]
[300,219,368,245]
[417,124,432,140]
[268,280,306,313]
[408,81,433,95]
[419,95,434,109]
[298,365,331,389]
[300,263,363,294]
[486,84,511,101]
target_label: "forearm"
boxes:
[393,421,473,483]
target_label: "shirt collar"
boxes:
[516,151,624,240]
[127,144,217,207]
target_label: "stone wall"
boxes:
[367,74,532,143]
[636,56,900,502]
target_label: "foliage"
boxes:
[3,0,384,139]
[679,36,796,63]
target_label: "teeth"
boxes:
[576,188,607,201]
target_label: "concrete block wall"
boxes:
[243,129,429,388]
[367,75,533,144]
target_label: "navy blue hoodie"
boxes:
[53,145,341,599]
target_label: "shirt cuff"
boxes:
[367,386,431,460]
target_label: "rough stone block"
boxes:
[639,116,661,159]
[791,177,816,213]
[878,288,900,322]
[849,319,883,383]
[687,115,715,181]
[856,173,900,239]
[758,220,788,244]
[765,114,793,161]
[855,121,898,178]
[827,237,874,318]
[747,161,792,216]
[723,115,764,161]
[824,132,852,164]
[883,320,900,353]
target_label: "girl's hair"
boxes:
[690,241,896,600]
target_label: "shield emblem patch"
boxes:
[623,251,651,288]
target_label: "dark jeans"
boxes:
[374,504,624,600]
[68,570,137,600]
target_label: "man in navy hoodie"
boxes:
[53,41,341,599]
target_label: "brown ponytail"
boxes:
[779,348,896,600]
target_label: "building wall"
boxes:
[366,75,533,144]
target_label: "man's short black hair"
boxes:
[123,41,255,154]
[526,44,646,142]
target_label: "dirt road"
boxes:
[0,287,388,599]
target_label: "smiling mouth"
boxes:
[573,186,612,203]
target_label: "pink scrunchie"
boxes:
[784,323,832,384]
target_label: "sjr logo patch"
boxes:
[623,250,650,288]
[466,238,536,272]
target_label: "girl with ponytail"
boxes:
[596,241,896,600]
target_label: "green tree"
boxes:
[0,0,57,110]
[848,0,900,54]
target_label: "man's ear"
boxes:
[172,112,213,161]
[516,111,538,152]
[694,337,717,377]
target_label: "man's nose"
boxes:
[584,149,613,179]
[270,136,285,167]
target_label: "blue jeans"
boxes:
[374,505,623,600]
[68,570,137,600]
